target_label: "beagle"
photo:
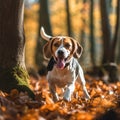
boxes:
[41,27,90,102]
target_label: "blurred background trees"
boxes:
[24,0,120,82]
[35,0,52,75]
[99,0,120,82]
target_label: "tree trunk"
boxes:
[117,35,120,64]
[99,0,119,82]
[35,0,52,74]
[0,0,34,98]
[106,0,120,82]
[90,0,96,67]
[100,0,111,64]
[65,0,72,36]
[110,0,120,62]
[39,0,52,35]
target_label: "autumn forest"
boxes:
[0,0,120,120]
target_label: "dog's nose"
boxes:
[57,50,65,59]
[58,50,64,55]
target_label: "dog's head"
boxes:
[41,27,83,69]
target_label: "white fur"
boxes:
[55,38,70,63]
[55,47,70,59]
[41,27,90,102]
[47,58,90,102]
[40,27,51,41]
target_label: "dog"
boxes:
[41,27,90,102]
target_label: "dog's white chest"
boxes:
[47,66,75,88]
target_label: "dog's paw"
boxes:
[63,92,71,102]
[63,96,71,102]
[53,97,59,102]
[85,94,91,100]
[52,93,59,102]
[83,87,91,100]
[53,93,59,102]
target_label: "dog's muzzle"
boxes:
[55,49,70,69]
[56,50,65,69]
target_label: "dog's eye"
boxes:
[54,43,59,47]
[64,43,71,48]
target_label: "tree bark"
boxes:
[65,0,72,36]
[100,0,111,64]
[99,0,119,82]
[35,0,52,74]
[117,35,120,64]
[39,0,52,35]
[0,0,25,68]
[0,0,34,98]
[110,0,120,62]
[90,0,95,67]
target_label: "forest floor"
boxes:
[0,74,120,120]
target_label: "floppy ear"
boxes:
[73,41,83,58]
[43,41,52,59]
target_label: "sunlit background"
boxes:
[24,0,120,74]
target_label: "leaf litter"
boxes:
[0,74,120,120]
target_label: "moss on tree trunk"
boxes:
[0,1,35,99]
[0,66,35,99]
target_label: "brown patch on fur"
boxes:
[70,38,83,58]
[43,37,83,59]
[43,38,55,59]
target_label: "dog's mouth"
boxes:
[55,57,67,69]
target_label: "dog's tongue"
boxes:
[56,59,65,69]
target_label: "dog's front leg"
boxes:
[78,66,90,100]
[63,83,75,101]
[49,83,59,102]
